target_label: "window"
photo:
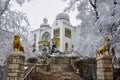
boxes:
[44,34,49,41]
[42,32,50,41]
[54,28,60,37]
[65,28,71,38]
[33,34,36,48]
[65,43,68,50]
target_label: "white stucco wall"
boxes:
[31,26,52,51]
[40,27,51,42]
[31,29,40,51]
[54,19,75,52]
[31,16,79,52]
[62,23,75,52]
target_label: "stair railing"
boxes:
[23,63,37,80]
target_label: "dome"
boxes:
[40,18,50,28]
[56,13,70,21]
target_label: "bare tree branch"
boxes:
[89,0,99,19]
[89,0,96,9]
[0,0,10,16]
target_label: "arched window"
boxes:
[72,45,74,48]
[65,43,68,51]
[42,32,50,41]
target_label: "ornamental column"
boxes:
[97,55,113,80]
[7,52,25,80]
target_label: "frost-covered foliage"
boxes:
[64,0,120,57]
[0,0,32,66]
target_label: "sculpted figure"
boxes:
[13,34,25,53]
[96,37,110,57]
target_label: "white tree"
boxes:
[64,0,120,57]
[0,0,32,66]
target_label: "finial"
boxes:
[43,18,48,24]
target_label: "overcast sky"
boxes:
[13,0,80,30]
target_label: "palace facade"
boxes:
[31,13,79,53]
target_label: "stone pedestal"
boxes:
[97,55,113,80]
[7,52,25,80]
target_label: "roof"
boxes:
[56,13,70,21]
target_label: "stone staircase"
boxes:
[32,65,52,80]
[32,72,42,80]
[24,57,82,80]
[23,63,37,80]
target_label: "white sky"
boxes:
[12,0,80,30]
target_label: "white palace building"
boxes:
[31,13,79,53]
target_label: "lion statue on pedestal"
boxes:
[13,34,25,53]
[96,37,111,57]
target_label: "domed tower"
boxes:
[38,18,51,50]
[52,13,75,53]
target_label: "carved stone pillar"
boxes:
[97,55,113,80]
[7,52,25,80]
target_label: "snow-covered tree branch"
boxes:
[0,0,32,66]
[64,0,120,57]
[0,0,10,15]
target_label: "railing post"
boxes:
[7,52,25,80]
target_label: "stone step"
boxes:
[61,76,72,79]
[32,75,41,79]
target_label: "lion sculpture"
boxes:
[96,37,111,57]
[13,34,25,53]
